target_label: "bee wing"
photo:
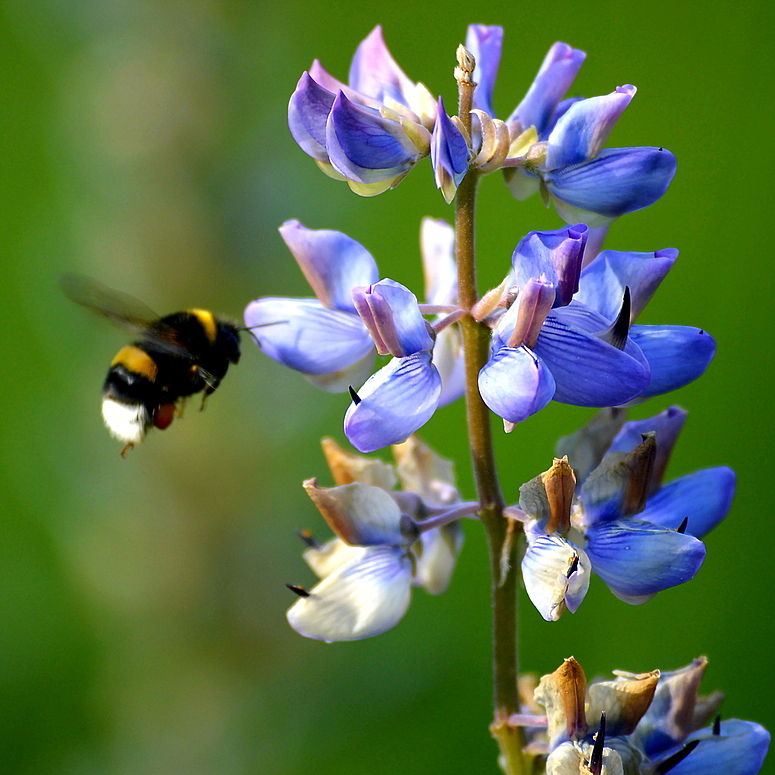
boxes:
[61,273,194,359]
[60,272,160,332]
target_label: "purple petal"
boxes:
[578,248,678,322]
[607,405,688,490]
[585,517,706,598]
[661,719,770,775]
[533,313,650,406]
[345,352,441,453]
[512,225,588,307]
[431,98,469,202]
[309,59,349,97]
[478,346,556,423]
[546,85,637,170]
[421,217,457,306]
[348,26,416,108]
[287,546,413,641]
[465,25,503,117]
[629,325,717,397]
[278,220,379,312]
[640,467,735,538]
[244,297,373,374]
[288,72,336,162]
[507,278,556,348]
[506,42,586,136]
[545,147,677,219]
[326,92,421,184]
[352,279,434,357]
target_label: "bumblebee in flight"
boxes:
[61,274,241,454]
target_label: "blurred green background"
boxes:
[1,0,773,772]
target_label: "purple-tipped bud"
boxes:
[431,98,470,203]
[352,285,401,356]
[554,225,588,306]
[352,279,434,358]
[513,225,588,308]
[509,278,557,348]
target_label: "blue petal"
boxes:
[541,96,584,140]
[585,517,706,598]
[348,26,415,108]
[661,720,770,775]
[512,225,588,307]
[640,468,735,538]
[545,85,636,170]
[326,92,421,183]
[533,313,650,406]
[278,220,379,312]
[545,147,677,218]
[478,346,556,423]
[629,325,716,397]
[288,72,336,162]
[577,248,678,321]
[465,25,503,117]
[607,405,688,490]
[345,352,441,453]
[244,297,373,374]
[506,42,586,136]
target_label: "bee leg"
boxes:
[176,398,187,419]
[120,442,135,457]
[200,380,221,411]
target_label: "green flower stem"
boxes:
[455,167,526,775]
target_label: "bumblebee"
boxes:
[62,274,241,454]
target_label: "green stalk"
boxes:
[454,55,527,770]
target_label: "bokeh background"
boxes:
[1,0,773,772]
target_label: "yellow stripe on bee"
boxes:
[189,309,217,343]
[111,345,158,381]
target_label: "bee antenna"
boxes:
[239,320,289,333]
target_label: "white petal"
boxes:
[303,350,376,393]
[287,547,413,641]
[303,537,368,579]
[522,535,591,621]
[412,523,463,595]
[420,217,457,305]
